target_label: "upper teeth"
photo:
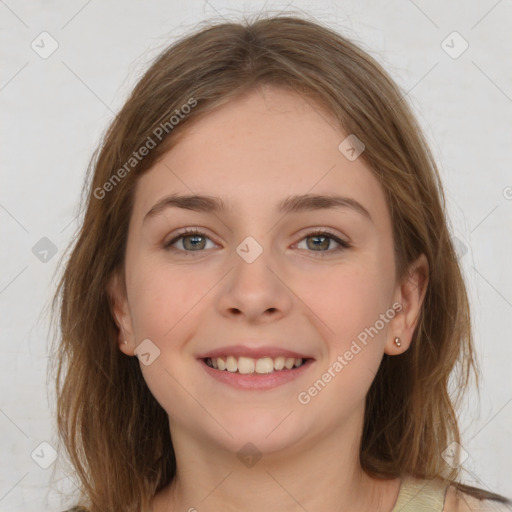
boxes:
[207,356,304,374]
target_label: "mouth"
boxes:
[200,355,315,390]
[202,355,313,374]
[196,344,315,390]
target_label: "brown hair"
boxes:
[48,13,511,511]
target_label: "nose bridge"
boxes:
[217,230,291,320]
[228,197,287,265]
[232,232,277,290]
[235,234,267,265]
[228,203,277,267]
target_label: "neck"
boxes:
[151,410,401,512]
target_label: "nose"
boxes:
[216,242,293,324]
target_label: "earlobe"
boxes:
[385,253,429,355]
[106,271,135,356]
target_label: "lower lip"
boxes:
[200,359,315,390]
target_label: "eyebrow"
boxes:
[143,193,373,223]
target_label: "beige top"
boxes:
[391,475,511,512]
[136,475,511,512]
[391,475,449,511]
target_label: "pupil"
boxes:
[185,235,204,250]
[308,235,328,251]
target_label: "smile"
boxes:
[200,357,314,391]
[204,355,307,374]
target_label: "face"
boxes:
[109,85,427,456]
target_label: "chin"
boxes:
[205,410,310,456]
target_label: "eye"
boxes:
[295,229,351,254]
[163,227,351,256]
[163,228,216,255]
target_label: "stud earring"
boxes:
[393,337,401,347]
[123,340,128,345]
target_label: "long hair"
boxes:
[48,13,510,511]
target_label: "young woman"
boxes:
[50,14,511,512]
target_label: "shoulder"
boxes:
[444,484,512,512]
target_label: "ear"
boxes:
[384,253,429,355]
[106,271,135,356]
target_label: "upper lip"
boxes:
[197,344,314,360]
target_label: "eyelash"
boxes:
[163,227,352,256]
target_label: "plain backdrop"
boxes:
[1,1,511,511]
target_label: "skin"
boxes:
[108,85,429,512]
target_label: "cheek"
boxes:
[305,264,393,348]
[296,266,393,413]
[126,257,209,341]
[126,260,208,414]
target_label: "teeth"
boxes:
[206,355,305,373]
[226,356,237,373]
[274,356,285,370]
[255,357,274,374]
[238,356,255,374]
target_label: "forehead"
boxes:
[131,86,388,224]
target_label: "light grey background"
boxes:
[1,1,511,511]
